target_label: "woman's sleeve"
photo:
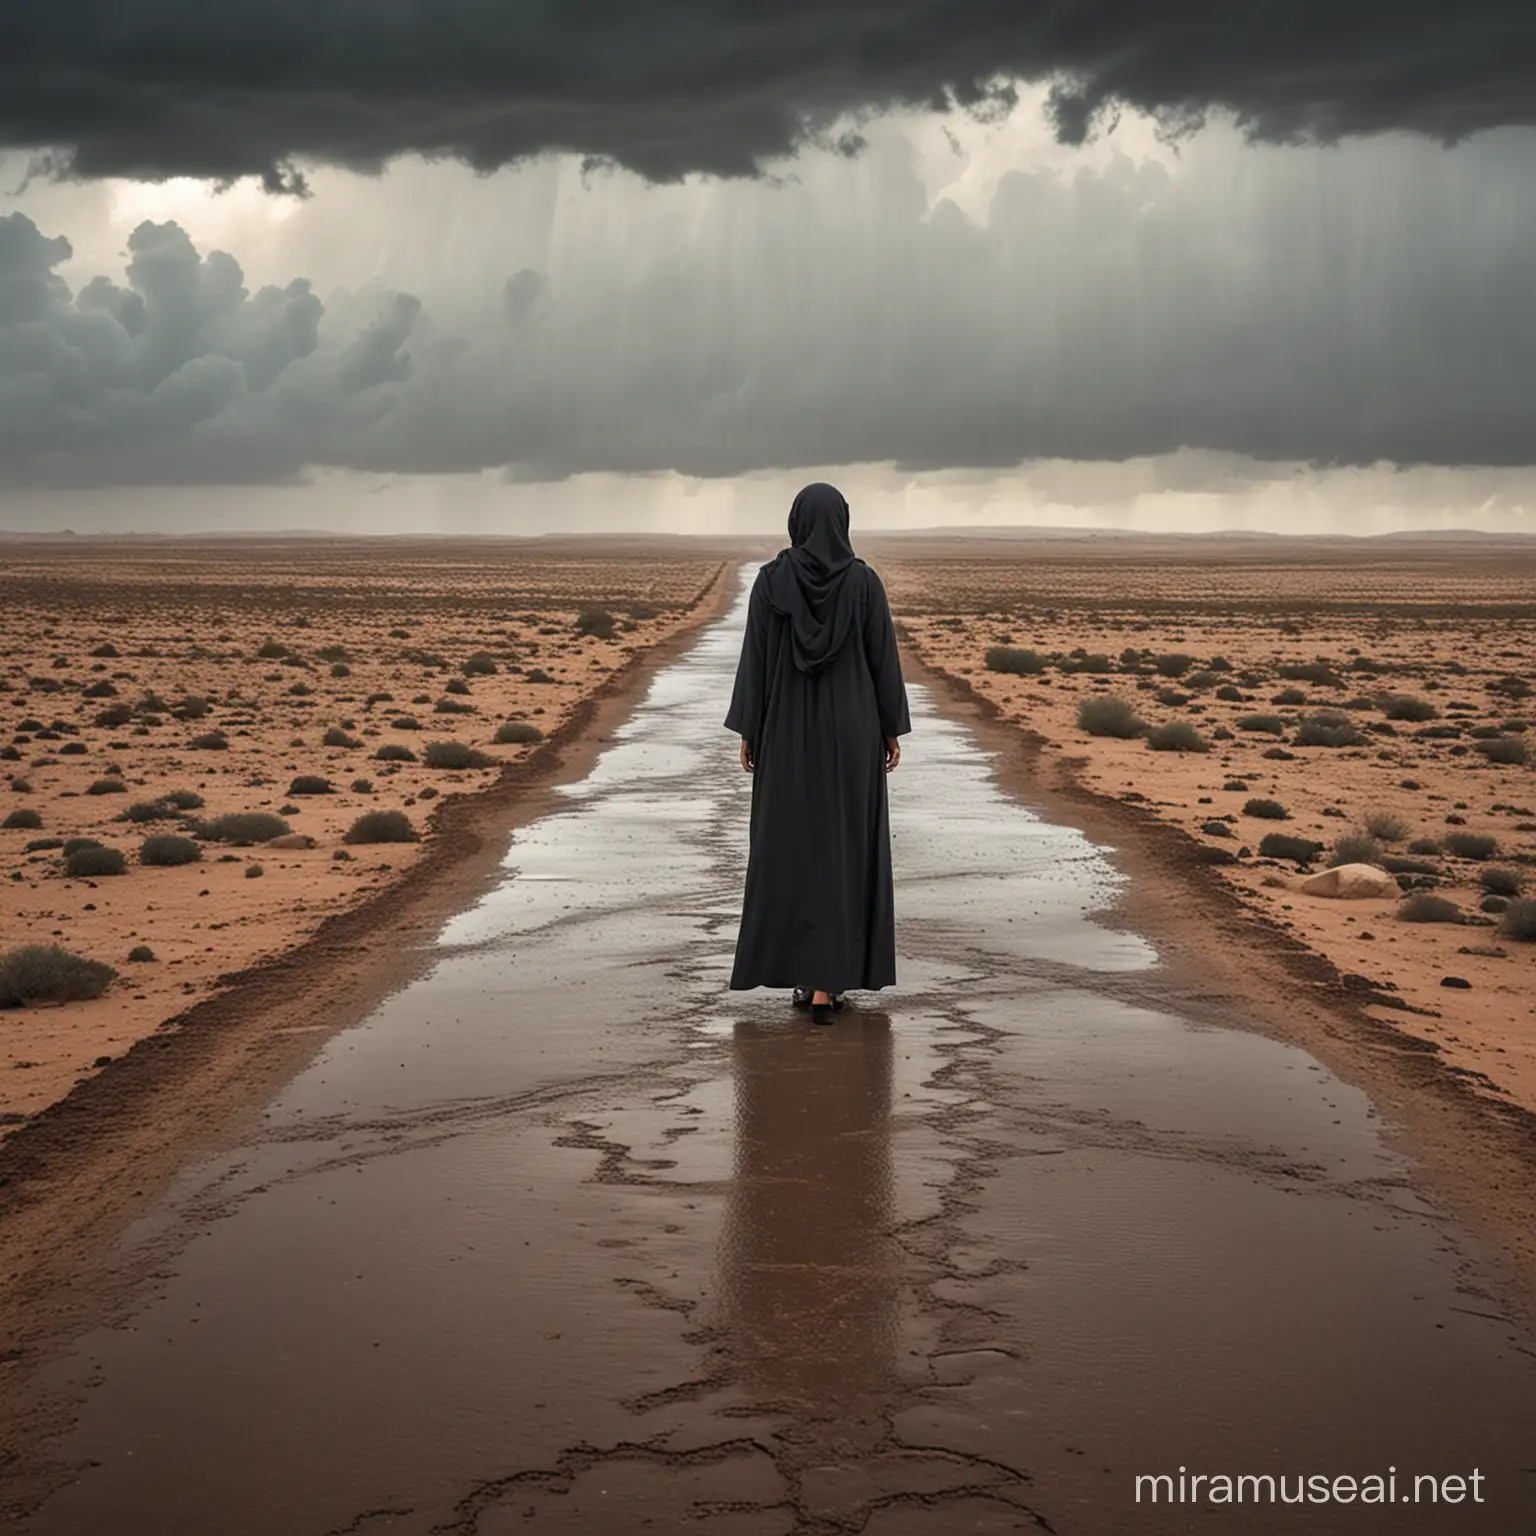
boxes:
[724,570,769,746]
[864,569,912,739]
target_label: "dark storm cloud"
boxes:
[2,3,1534,187]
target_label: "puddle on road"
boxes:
[24,568,1536,1535]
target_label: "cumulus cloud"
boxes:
[3,114,1535,486]
[2,3,1534,189]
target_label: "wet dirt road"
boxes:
[21,569,1536,1535]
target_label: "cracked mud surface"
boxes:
[13,568,1536,1534]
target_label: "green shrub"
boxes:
[287,775,333,795]
[373,744,418,762]
[1244,798,1289,820]
[1077,696,1146,739]
[3,807,42,830]
[1443,831,1498,861]
[0,944,115,1005]
[1295,711,1364,748]
[1362,810,1411,841]
[164,788,205,810]
[323,727,361,749]
[1330,832,1383,867]
[1381,695,1437,722]
[86,777,127,795]
[343,809,421,845]
[1500,898,1536,942]
[494,721,545,745]
[1475,736,1528,766]
[65,844,127,877]
[1480,866,1526,898]
[1397,893,1463,924]
[198,812,292,846]
[139,833,202,867]
[461,651,499,675]
[1237,713,1286,735]
[1146,720,1210,753]
[1258,833,1323,863]
[424,740,495,770]
[1154,653,1194,677]
[985,646,1048,676]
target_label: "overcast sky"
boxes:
[3,6,1534,535]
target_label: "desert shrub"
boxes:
[245,862,265,879]
[1362,810,1412,841]
[424,740,495,770]
[1468,724,1504,740]
[86,777,127,795]
[1278,661,1342,687]
[1381,695,1437,722]
[365,692,395,708]
[1490,674,1532,700]
[58,741,87,756]
[190,730,229,750]
[1480,866,1526,897]
[62,837,102,856]
[1330,832,1383,867]
[1237,713,1286,735]
[198,812,292,846]
[1183,669,1219,690]
[390,716,423,731]
[461,651,499,675]
[1259,833,1323,863]
[1271,687,1308,706]
[985,646,1048,676]
[3,807,42,830]
[1154,653,1193,677]
[1215,684,1244,702]
[435,698,476,714]
[1244,798,1289,820]
[164,788,205,810]
[9,777,32,793]
[331,662,351,678]
[575,609,617,640]
[343,809,421,844]
[1397,892,1463,924]
[94,704,134,728]
[65,844,127,877]
[140,833,202,867]
[0,944,115,1005]
[315,645,349,662]
[494,721,545,745]
[123,799,173,824]
[127,944,155,962]
[373,743,418,762]
[1060,652,1113,674]
[287,775,333,795]
[444,677,471,696]
[1077,696,1145,738]
[256,639,290,659]
[1381,856,1440,875]
[1406,837,1441,855]
[1475,736,1528,766]
[1155,687,1189,707]
[90,642,119,658]
[1443,831,1498,861]
[525,668,556,685]
[1222,779,1249,791]
[83,680,118,698]
[173,695,210,720]
[25,837,63,851]
[1146,720,1210,753]
[323,727,361,748]
[1500,899,1536,942]
[1294,711,1364,748]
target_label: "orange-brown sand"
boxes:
[0,537,726,1132]
[870,532,1536,1115]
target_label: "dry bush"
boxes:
[1077,696,1145,738]
[1146,720,1210,753]
[198,811,292,845]
[140,833,203,867]
[65,844,127,877]
[343,810,421,845]
[424,740,496,770]
[985,646,1048,676]
[0,944,115,1005]
[1397,893,1463,924]
[494,721,544,745]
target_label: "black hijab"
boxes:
[763,482,861,675]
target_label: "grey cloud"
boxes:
[2,4,1534,189]
[3,120,1535,485]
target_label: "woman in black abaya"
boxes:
[725,483,912,1025]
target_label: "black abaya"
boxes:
[725,485,911,993]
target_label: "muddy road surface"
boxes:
[18,570,1536,1534]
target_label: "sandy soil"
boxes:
[0,537,729,1134]
[868,532,1536,1115]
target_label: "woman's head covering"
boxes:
[763,482,861,675]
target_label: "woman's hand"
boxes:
[885,737,901,773]
[740,738,755,773]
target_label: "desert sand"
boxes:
[0,537,728,1133]
[869,531,1536,1116]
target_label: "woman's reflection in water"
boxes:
[721,1014,899,1419]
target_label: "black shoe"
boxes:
[791,987,813,1009]
[810,1000,835,1026]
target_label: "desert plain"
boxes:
[0,536,728,1132]
[869,530,1536,1122]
